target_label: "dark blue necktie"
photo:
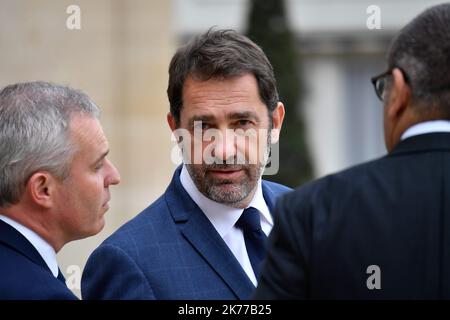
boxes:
[235,207,267,280]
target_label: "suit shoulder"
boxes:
[98,194,171,251]
[282,156,387,209]
[262,179,293,194]
[333,156,388,181]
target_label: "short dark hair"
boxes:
[387,3,450,116]
[167,29,279,124]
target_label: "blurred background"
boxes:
[0,0,445,297]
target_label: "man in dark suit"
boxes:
[254,3,450,299]
[81,29,291,300]
[0,82,120,299]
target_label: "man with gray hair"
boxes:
[0,81,120,299]
[254,3,450,299]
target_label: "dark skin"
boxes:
[384,68,424,152]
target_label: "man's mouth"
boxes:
[208,168,244,179]
[102,196,111,210]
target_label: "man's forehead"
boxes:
[69,114,107,149]
[183,74,258,94]
[180,74,267,124]
[188,109,260,120]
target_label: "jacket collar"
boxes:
[0,219,50,272]
[389,132,450,157]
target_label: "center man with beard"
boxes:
[81,29,291,300]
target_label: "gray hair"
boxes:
[0,81,100,208]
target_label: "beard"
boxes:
[185,134,271,207]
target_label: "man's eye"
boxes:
[194,122,210,130]
[94,162,104,171]
[237,119,251,126]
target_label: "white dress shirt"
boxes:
[401,120,450,140]
[0,215,59,277]
[180,165,273,286]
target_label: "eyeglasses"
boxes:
[371,67,410,101]
[371,69,392,101]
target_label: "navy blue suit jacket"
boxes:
[0,220,77,300]
[254,133,450,299]
[82,167,291,299]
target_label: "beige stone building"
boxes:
[0,0,177,297]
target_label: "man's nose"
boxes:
[213,129,236,162]
[104,159,121,186]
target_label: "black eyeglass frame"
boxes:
[371,67,410,101]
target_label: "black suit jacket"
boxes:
[0,220,78,300]
[254,133,450,299]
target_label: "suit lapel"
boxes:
[261,181,277,214]
[165,167,254,299]
[181,211,255,299]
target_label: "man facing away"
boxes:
[81,29,292,300]
[0,82,120,299]
[254,3,450,299]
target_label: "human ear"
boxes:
[167,112,178,132]
[386,68,411,121]
[270,102,285,143]
[26,172,55,209]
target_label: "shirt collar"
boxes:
[401,120,450,141]
[0,215,59,277]
[179,165,273,238]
